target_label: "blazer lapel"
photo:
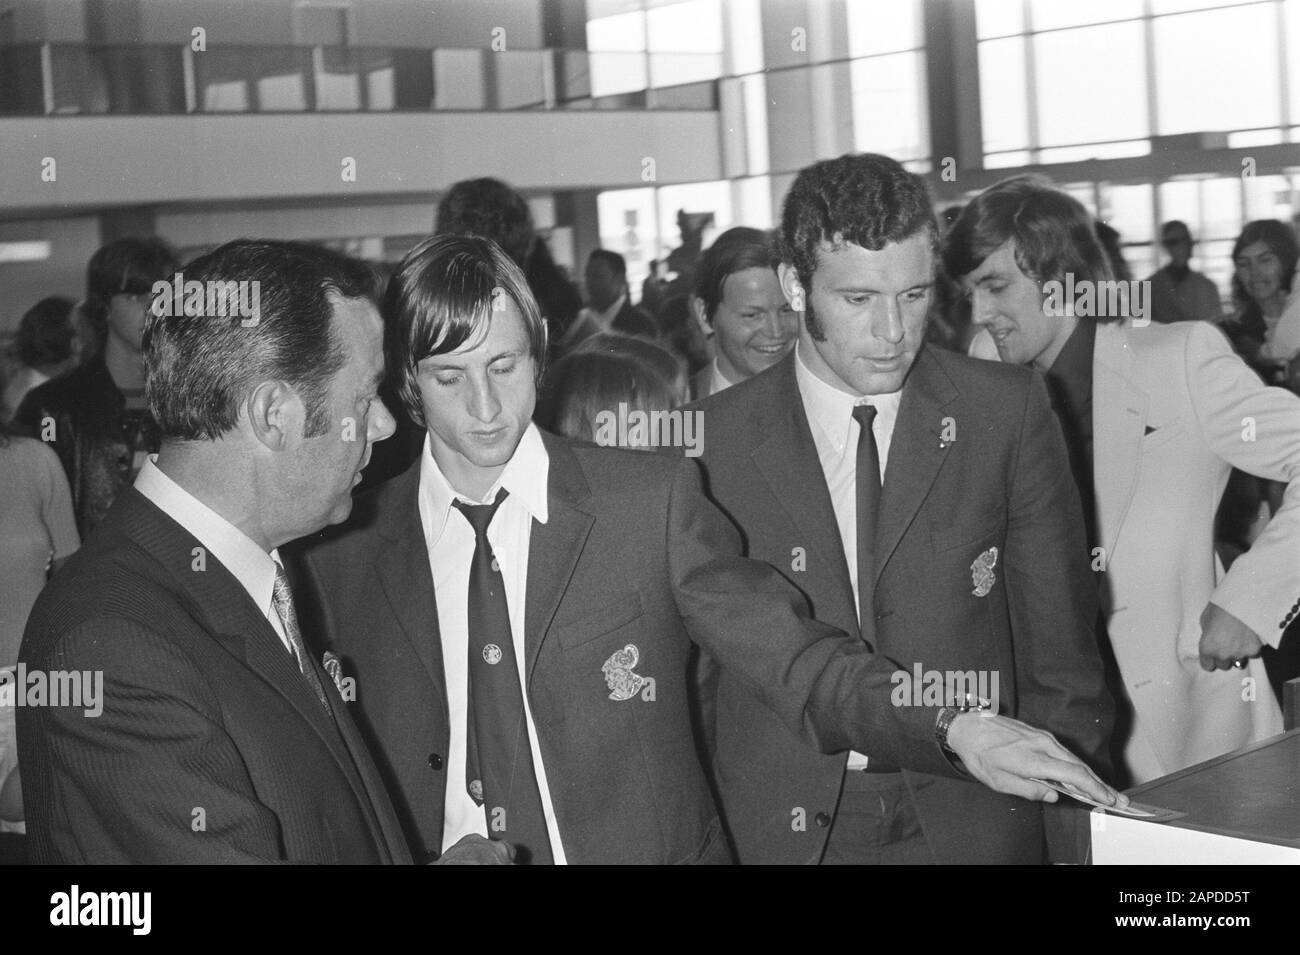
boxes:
[372,466,447,715]
[751,358,857,625]
[874,346,959,585]
[117,490,384,831]
[524,434,595,687]
[217,602,402,863]
[1092,321,1148,564]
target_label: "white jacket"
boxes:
[971,321,1295,782]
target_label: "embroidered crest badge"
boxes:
[971,546,998,597]
[602,644,651,701]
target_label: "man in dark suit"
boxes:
[18,240,505,864]
[557,249,658,354]
[291,234,1124,865]
[690,154,1114,864]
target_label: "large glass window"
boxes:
[979,37,1030,154]
[977,0,1292,164]
[646,0,723,88]
[847,0,923,56]
[1031,0,1144,31]
[1155,5,1279,135]
[1034,22,1147,147]
[851,52,929,160]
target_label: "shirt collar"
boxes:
[709,357,738,396]
[419,422,550,544]
[596,293,627,328]
[795,341,902,451]
[1046,319,1096,396]
[134,455,281,613]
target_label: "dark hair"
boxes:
[942,175,1117,319]
[780,153,938,296]
[1231,219,1300,308]
[587,248,628,280]
[85,237,178,343]
[143,239,378,441]
[1161,220,1193,242]
[17,296,76,367]
[525,232,582,336]
[1094,222,1132,282]
[435,177,535,268]
[693,227,780,325]
[576,331,684,388]
[654,292,711,374]
[388,234,547,430]
[538,346,680,446]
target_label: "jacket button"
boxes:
[427,753,443,770]
[814,812,831,828]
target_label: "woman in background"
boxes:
[0,419,80,853]
[536,333,685,448]
[1223,219,1300,383]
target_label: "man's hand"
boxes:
[431,834,515,865]
[1198,602,1265,672]
[946,713,1128,808]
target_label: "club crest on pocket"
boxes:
[602,644,653,701]
[971,546,998,597]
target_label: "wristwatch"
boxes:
[935,694,994,761]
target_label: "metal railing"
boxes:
[0,43,721,116]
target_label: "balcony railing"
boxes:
[0,43,721,116]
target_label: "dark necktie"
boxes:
[451,490,554,865]
[271,563,330,710]
[852,404,880,647]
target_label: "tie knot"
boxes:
[452,488,510,538]
[852,403,877,430]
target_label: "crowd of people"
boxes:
[1,156,1297,865]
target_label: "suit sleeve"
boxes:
[1186,322,1300,646]
[25,619,289,863]
[1004,372,1112,773]
[663,457,958,778]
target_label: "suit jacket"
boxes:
[690,348,1112,864]
[291,432,967,864]
[17,488,412,864]
[1092,320,1291,781]
[558,300,659,355]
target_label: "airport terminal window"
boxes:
[846,0,923,56]
[1155,4,1280,136]
[851,51,929,162]
[977,0,1294,162]
[1034,22,1147,148]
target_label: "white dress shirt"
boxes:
[582,292,627,333]
[417,423,568,862]
[709,358,739,397]
[134,455,291,654]
[795,343,902,771]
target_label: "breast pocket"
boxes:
[554,592,646,650]
[1140,420,1186,453]
[931,507,1004,555]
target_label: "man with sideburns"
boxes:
[290,233,1124,865]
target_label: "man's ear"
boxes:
[777,263,805,312]
[689,295,713,337]
[247,380,303,451]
